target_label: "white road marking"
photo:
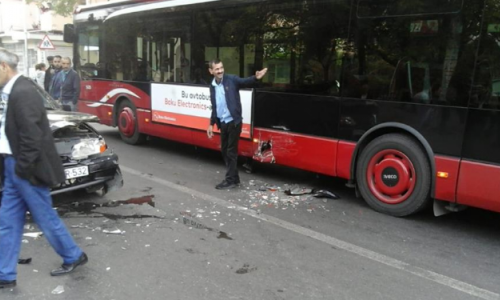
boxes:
[121,165,499,300]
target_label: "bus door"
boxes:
[457,0,500,212]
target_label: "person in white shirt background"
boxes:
[33,63,46,89]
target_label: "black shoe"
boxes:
[0,280,16,288]
[50,252,88,276]
[215,180,237,190]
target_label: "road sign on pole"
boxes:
[39,35,56,50]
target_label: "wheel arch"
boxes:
[112,96,135,127]
[349,122,436,198]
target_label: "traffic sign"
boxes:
[39,35,56,50]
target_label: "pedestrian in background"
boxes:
[0,48,87,289]
[206,59,267,189]
[59,57,80,112]
[43,56,54,92]
[48,55,62,100]
[34,63,46,89]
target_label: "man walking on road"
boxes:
[59,57,81,111]
[206,59,267,189]
[0,49,87,289]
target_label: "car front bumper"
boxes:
[51,152,123,195]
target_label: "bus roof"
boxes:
[77,0,145,13]
[105,0,221,22]
[74,0,156,23]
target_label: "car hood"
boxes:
[47,110,100,128]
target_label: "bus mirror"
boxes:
[63,24,75,43]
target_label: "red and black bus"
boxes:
[64,0,500,216]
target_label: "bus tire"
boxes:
[117,100,146,145]
[356,133,431,217]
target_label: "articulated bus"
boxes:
[64,0,500,217]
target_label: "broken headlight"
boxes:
[71,137,107,160]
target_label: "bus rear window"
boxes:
[357,0,463,18]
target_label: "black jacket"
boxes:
[3,76,66,187]
[44,66,53,92]
[209,74,257,129]
[60,69,81,104]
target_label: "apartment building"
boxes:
[0,0,75,75]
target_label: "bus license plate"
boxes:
[65,166,89,179]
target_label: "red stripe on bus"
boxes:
[457,160,500,213]
[336,141,355,180]
[434,155,459,202]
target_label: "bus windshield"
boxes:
[76,25,101,79]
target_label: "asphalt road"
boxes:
[2,124,500,300]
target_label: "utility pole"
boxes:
[22,0,29,76]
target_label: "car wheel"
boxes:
[356,133,431,217]
[117,100,146,145]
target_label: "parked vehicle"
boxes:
[1,82,123,196]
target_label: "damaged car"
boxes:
[28,83,123,196]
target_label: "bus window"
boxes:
[193,0,349,94]
[470,1,500,109]
[357,0,463,18]
[104,13,191,83]
[77,25,101,79]
[344,10,474,107]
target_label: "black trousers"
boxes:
[220,121,242,184]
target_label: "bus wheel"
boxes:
[117,101,146,145]
[356,134,431,217]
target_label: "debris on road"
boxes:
[235,263,257,274]
[311,189,339,199]
[23,232,43,239]
[51,285,65,295]
[102,229,125,235]
[17,258,32,265]
[181,212,233,240]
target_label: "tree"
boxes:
[27,0,84,17]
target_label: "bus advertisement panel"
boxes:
[151,84,253,139]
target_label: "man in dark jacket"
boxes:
[59,57,80,111]
[206,59,267,189]
[0,49,87,289]
[48,55,62,100]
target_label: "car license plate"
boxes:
[65,166,89,179]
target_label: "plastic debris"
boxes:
[23,232,43,239]
[102,229,125,235]
[52,285,65,295]
[312,189,340,199]
[18,258,32,264]
[284,187,313,196]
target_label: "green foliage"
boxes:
[27,0,83,17]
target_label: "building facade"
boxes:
[0,0,74,76]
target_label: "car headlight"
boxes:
[71,137,107,160]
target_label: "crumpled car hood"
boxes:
[47,111,99,128]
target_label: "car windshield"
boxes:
[0,79,61,111]
[32,80,61,110]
